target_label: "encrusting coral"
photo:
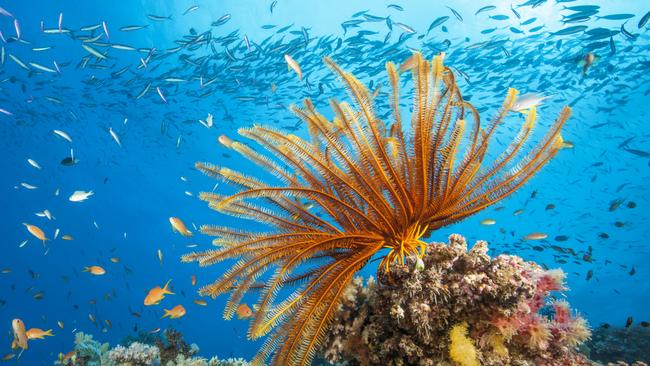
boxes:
[183,50,571,365]
[320,234,592,366]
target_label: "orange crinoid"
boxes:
[182,52,570,365]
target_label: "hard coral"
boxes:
[320,234,592,366]
[106,342,161,366]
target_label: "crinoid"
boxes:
[182,52,571,365]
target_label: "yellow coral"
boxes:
[488,333,508,358]
[449,322,480,366]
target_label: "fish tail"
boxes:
[44,329,53,336]
[161,309,170,318]
[163,279,174,295]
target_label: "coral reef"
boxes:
[64,332,110,366]
[54,328,253,366]
[320,234,592,366]
[107,342,160,366]
[584,324,650,365]
[183,51,571,365]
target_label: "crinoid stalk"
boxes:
[182,52,571,366]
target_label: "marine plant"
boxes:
[182,52,571,365]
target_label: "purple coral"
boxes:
[320,234,592,366]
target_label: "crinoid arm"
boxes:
[182,52,570,366]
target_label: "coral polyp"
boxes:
[182,52,571,365]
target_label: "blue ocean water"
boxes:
[0,0,648,364]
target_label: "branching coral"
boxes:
[182,52,571,365]
[320,234,592,366]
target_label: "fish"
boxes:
[11,319,28,350]
[14,19,20,40]
[158,249,163,266]
[29,62,56,73]
[236,303,253,319]
[183,5,199,15]
[609,198,625,212]
[624,148,650,157]
[480,219,496,225]
[447,6,463,21]
[510,93,549,113]
[212,14,231,27]
[109,127,122,147]
[9,54,30,70]
[154,87,168,103]
[552,25,587,36]
[120,25,148,32]
[284,54,302,80]
[191,275,197,286]
[69,190,94,202]
[639,11,650,29]
[144,279,174,305]
[0,7,13,17]
[23,223,48,243]
[475,6,496,15]
[81,44,107,60]
[586,270,593,281]
[581,52,596,75]
[26,328,54,340]
[27,159,41,169]
[102,21,109,40]
[53,129,72,143]
[427,17,449,34]
[597,13,634,20]
[193,299,207,306]
[147,14,172,22]
[162,304,186,319]
[524,232,548,240]
[169,217,192,237]
[625,316,633,328]
[84,266,106,275]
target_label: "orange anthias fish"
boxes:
[236,303,253,320]
[11,319,28,350]
[23,223,48,244]
[144,279,174,305]
[26,328,54,340]
[83,266,106,275]
[169,217,192,237]
[162,304,186,319]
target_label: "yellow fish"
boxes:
[23,223,48,243]
[162,304,186,319]
[26,328,54,340]
[84,266,106,275]
[480,219,496,226]
[169,217,192,237]
[11,319,28,350]
[144,279,174,306]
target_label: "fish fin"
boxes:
[161,310,170,319]
[44,329,53,336]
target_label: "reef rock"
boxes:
[320,234,592,366]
